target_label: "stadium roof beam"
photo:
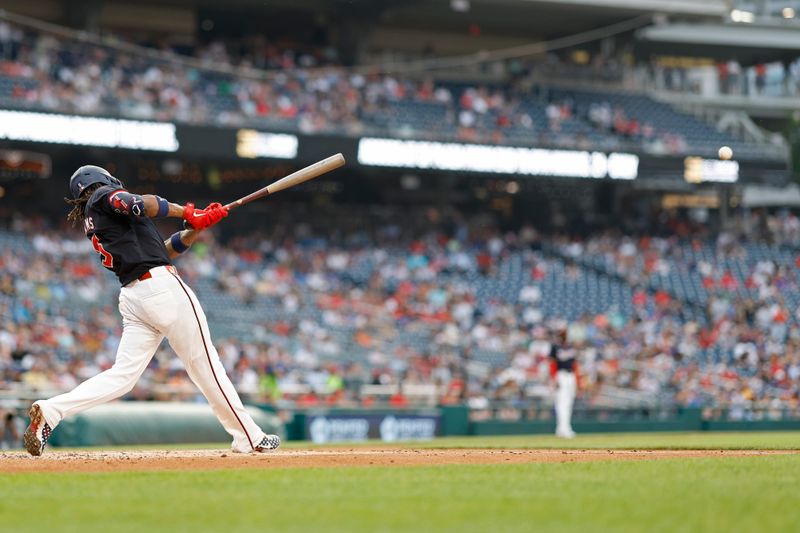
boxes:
[512,0,727,17]
[638,23,800,62]
[655,92,800,120]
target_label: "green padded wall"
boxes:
[48,402,284,447]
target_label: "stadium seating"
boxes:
[2,211,798,411]
[0,20,780,160]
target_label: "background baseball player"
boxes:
[550,329,577,439]
[1,408,22,450]
[23,165,281,456]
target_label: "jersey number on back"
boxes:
[91,234,114,268]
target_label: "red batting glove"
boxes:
[183,202,228,230]
[182,202,201,229]
[203,202,229,228]
[183,202,221,230]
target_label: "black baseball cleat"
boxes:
[254,434,281,452]
[23,403,52,457]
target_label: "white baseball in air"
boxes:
[718,146,733,160]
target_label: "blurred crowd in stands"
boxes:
[0,20,774,157]
[1,208,799,421]
[0,20,359,129]
[0,17,798,423]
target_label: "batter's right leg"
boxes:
[27,320,163,455]
[36,321,163,428]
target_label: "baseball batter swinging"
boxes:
[23,165,281,456]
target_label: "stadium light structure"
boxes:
[450,0,470,12]
[236,130,298,159]
[730,9,755,23]
[684,157,740,183]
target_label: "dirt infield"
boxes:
[1,448,795,474]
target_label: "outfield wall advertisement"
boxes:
[305,413,440,444]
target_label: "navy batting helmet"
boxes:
[69,166,124,199]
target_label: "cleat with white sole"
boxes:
[254,434,281,452]
[23,403,52,457]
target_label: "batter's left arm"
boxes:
[142,195,193,218]
[113,192,227,230]
[164,229,200,260]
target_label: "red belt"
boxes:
[138,265,177,282]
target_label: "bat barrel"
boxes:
[224,153,345,210]
[265,153,345,195]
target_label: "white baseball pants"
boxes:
[37,266,266,453]
[555,370,576,435]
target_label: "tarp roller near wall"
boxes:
[47,402,284,447]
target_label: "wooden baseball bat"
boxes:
[224,153,346,210]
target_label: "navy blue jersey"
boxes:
[550,344,576,373]
[82,185,171,285]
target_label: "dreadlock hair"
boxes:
[65,182,103,226]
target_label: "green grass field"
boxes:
[296,431,800,450]
[2,432,799,533]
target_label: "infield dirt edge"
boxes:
[2,448,796,474]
